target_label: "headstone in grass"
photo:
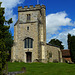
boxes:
[21,67,26,73]
[53,59,58,63]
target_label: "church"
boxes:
[11,5,63,63]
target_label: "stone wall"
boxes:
[11,5,46,62]
[46,44,63,62]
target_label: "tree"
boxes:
[67,33,71,49]
[4,31,13,61]
[48,39,64,49]
[70,36,75,63]
[67,33,75,63]
[0,2,13,75]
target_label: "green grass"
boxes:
[8,62,75,75]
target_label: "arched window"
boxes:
[25,38,33,48]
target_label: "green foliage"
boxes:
[67,33,71,49]
[67,33,75,63]
[48,39,64,49]
[0,39,6,75]
[8,62,75,75]
[70,36,75,63]
[5,18,13,25]
[0,2,13,75]
[4,31,13,61]
[7,18,13,24]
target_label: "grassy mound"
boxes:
[8,62,75,75]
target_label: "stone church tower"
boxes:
[11,5,62,63]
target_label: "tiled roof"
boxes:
[61,49,71,57]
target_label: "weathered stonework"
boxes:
[11,5,62,63]
[46,44,63,62]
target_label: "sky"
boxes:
[0,0,75,49]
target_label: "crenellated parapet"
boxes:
[18,5,46,12]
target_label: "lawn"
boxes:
[8,62,75,75]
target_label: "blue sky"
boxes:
[0,0,75,49]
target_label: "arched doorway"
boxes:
[26,52,32,62]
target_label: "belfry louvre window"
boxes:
[27,14,31,21]
[25,38,33,48]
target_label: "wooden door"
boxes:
[26,52,32,62]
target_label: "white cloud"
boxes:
[0,0,23,9]
[46,11,75,49]
[46,11,75,34]
[0,1,75,49]
[48,28,75,49]
[0,0,24,29]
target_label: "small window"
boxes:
[49,52,52,58]
[27,14,31,21]
[27,26,29,30]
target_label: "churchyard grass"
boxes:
[8,62,75,75]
